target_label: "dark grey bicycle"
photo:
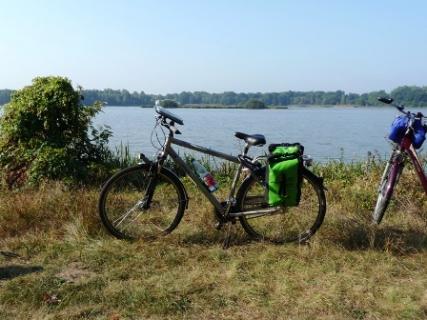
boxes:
[99,102,327,243]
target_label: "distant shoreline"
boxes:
[104,104,400,109]
[3,104,424,109]
[2,85,427,108]
[2,104,426,110]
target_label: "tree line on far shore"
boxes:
[1,85,427,108]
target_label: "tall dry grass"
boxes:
[0,161,426,319]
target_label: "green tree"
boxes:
[160,99,179,108]
[245,99,266,109]
[0,76,112,187]
[391,86,427,107]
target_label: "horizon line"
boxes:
[1,84,426,95]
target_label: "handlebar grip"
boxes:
[396,106,405,113]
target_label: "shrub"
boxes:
[0,76,113,187]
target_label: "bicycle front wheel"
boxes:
[237,168,326,243]
[373,159,403,224]
[99,164,187,240]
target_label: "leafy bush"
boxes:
[0,76,113,187]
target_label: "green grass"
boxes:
[0,161,426,319]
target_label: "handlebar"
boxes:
[377,96,426,119]
[156,116,182,135]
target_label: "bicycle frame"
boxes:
[400,136,427,194]
[166,136,239,217]
[149,132,280,223]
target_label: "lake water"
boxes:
[93,106,419,162]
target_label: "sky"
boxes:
[0,0,426,93]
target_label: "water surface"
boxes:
[93,106,412,162]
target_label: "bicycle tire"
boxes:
[99,164,187,240]
[237,167,326,243]
[373,160,403,224]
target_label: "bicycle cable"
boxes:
[150,118,167,152]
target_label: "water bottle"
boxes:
[191,159,218,192]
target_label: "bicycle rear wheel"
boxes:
[373,157,403,224]
[237,168,326,243]
[99,164,187,240]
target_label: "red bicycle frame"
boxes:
[400,135,427,194]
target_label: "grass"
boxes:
[0,161,426,319]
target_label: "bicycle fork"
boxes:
[382,151,404,198]
[137,158,160,210]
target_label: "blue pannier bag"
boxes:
[388,115,409,144]
[388,115,426,149]
[413,119,426,149]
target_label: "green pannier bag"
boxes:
[267,143,304,207]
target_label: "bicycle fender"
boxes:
[302,168,328,191]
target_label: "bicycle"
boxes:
[99,101,327,243]
[373,97,427,224]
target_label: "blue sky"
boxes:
[1,0,426,93]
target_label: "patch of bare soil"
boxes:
[56,262,95,284]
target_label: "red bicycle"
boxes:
[373,97,427,224]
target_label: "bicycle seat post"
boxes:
[242,143,250,156]
[221,142,250,222]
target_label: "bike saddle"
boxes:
[235,132,266,146]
